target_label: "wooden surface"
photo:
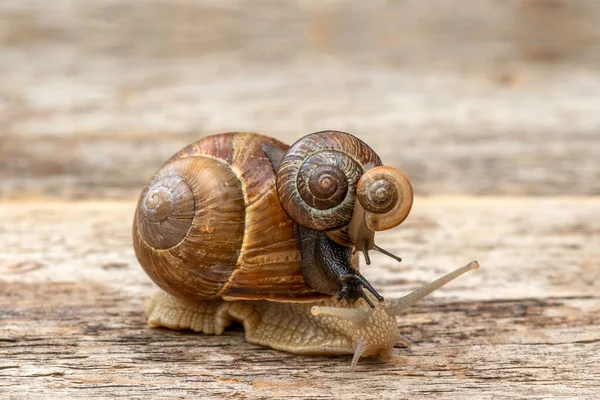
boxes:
[1,199,599,399]
[2,0,600,398]
[2,0,600,199]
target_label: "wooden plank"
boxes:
[1,197,599,398]
[2,0,600,199]
[2,127,599,200]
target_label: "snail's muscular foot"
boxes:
[338,273,384,308]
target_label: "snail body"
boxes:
[133,131,479,369]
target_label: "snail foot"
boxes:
[144,290,229,334]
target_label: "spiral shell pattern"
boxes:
[276,131,382,231]
[357,166,414,231]
[137,174,196,249]
[133,133,328,302]
[133,155,247,299]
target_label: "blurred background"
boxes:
[1,0,599,200]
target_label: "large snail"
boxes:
[133,131,479,369]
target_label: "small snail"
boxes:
[133,131,479,369]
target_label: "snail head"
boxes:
[349,165,413,265]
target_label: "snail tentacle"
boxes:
[373,245,402,263]
[385,261,480,316]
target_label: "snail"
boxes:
[133,131,479,369]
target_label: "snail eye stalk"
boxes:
[373,245,402,263]
[385,261,480,316]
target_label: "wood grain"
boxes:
[2,1,599,398]
[1,198,599,398]
[2,0,600,199]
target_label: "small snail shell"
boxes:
[357,166,414,231]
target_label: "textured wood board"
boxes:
[2,0,600,398]
[1,0,600,199]
[1,198,599,398]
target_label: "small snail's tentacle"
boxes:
[338,273,377,308]
[361,249,372,265]
[311,305,370,327]
[347,200,404,266]
[386,261,480,316]
[351,340,368,371]
[373,245,402,263]
[336,285,349,301]
[357,287,375,308]
[347,273,384,303]
[357,166,413,232]
[276,131,382,231]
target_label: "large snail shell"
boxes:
[133,133,327,302]
[276,131,382,231]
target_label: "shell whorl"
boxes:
[357,166,414,231]
[133,156,246,300]
[137,174,195,249]
[276,131,382,231]
[133,132,328,303]
[358,176,397,214]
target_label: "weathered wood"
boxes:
[2,1,600,397]
[1,198,599,398]
[2,0,600,199]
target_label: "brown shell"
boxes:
[133,133,331,302]
[276,131,382,231]
[358,166,414,231]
